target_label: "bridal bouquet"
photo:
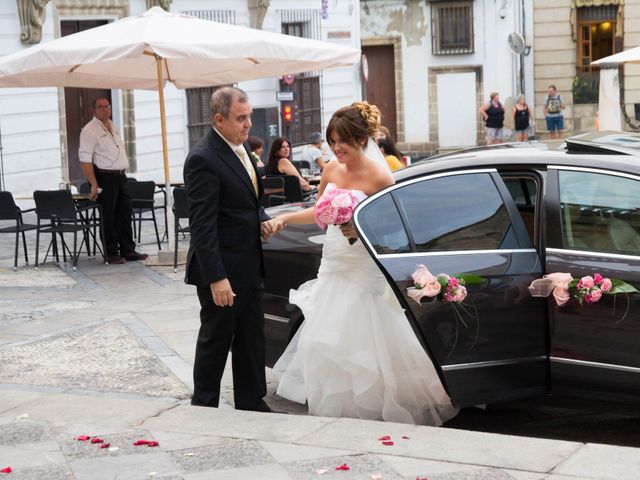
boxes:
[407,264,484,305]
[528,272,638,307]
[315,188,360,245]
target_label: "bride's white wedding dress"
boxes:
[273,184,458,425]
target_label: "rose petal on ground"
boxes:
[0,466,11,473]
[416,477,429,480]
[90,438,104,444]
[133,440,149,446]
[335,463,350,471]
[382,440,394,446]
[377,435,391,441]
[99,443,110,449]
[315,469,328,475]
[145,441,159,447]
[76,435,91,441]
[402,436,410,439]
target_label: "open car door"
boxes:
[353,168,549,407]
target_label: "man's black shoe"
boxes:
[107,255,126,265]
[122,251,149,261]
[236,400,287,414]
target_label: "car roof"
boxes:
[395,139,640,183]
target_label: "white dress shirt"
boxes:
[78,116,129,171]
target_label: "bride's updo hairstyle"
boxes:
[325,101,382,148]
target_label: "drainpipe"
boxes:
[248,0,270,30]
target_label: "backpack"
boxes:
[547,95,562,114]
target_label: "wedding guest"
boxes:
[265,137,313,192]
[301,132,326,174]
[377,136,404,171]
[249,135,266,177]
[479,92,505,145]
[511,94,535,142]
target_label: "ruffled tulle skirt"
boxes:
[273,226,458,426]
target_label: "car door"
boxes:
[354,168,548,407]
[545,165,640,405]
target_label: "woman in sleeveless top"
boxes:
[479,92,504,145]
[512,94,535,142]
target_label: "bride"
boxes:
[270,102,458,426]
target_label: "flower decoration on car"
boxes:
[528,272,638,307]
[314,188,360,244]
[407,265,485,357]
[407,264,484,305]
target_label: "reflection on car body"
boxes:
[262,132,640,410]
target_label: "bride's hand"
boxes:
[339,222,357,241]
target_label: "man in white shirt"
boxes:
[78,97,148,264]
[300,132,326,175]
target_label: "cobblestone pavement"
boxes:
[0,208,638,479]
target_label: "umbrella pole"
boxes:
[155,56,176,253]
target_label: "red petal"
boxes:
[146,441,159,447]
[382,440,394,446]
[76,435,91,441]
[377,435,391,441]
[0,467,11,473]
[335,463,350,471]
[416,477,429,480]
[133,440,149,446]
[100,443,111,449]
[90,438,104,444]
[402,436,410,439]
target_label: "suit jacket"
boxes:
[183,128,269,289]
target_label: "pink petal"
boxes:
[133,440,149,446]
[0,467,11,474]
[146,441,159,447]
[100,443,111,449]
[76,435,91,441]
[416,477,429,480]
[402,436,410,439]
[335,463,350,471]
[90,438,104,444]
[378,435,391,441]
[382,440,394,446]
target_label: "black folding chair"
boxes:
[127,181,162,250]
[77,182,104,257]
[282,175,317,203]
[0,191,38,270]
[33,190,105,270]
[262,176,287,207]
[172,187,190,272]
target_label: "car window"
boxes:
[559,170,640,256]
[501,175,538,244]
[358,193,410,254]
[393,173,517,252]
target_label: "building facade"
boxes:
[360,0,534,156]
[533,0,640,135]
[0,0,361,194]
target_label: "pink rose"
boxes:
[331,192,354,209]
[448,277,460,288]
[593,273,604,285]
[335,208,353,224]
[584,293,593,304]
[579,276,594,290]
[453,285,467,302]
[412,265,437,288]
[318,206,338,225]
[590,288,603,303]
[552,286,570,306]
[600,278,612,292]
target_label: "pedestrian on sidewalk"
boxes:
[543,85,566,139]
[78,97,148,264]
[511,94,535,142]
[301,132,327,174]
[480,92,505,145]
[183,86,277,412]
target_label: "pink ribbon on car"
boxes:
[528,272,573,306]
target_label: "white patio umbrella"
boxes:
[592,46,640,65]
[0,7,360,249]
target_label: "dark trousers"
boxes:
[192,285,267,409]
[95,170,135,257]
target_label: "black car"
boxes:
[262,131,640,410]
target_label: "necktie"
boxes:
[235,146,258,196]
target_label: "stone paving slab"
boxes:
[0,265,77,288]
[551,442,640,480]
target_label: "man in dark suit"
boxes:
[184,86,276,412]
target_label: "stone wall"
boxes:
[533,0,574,137]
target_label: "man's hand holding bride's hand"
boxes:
[339,222,357,241]
[260,218,287,240]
